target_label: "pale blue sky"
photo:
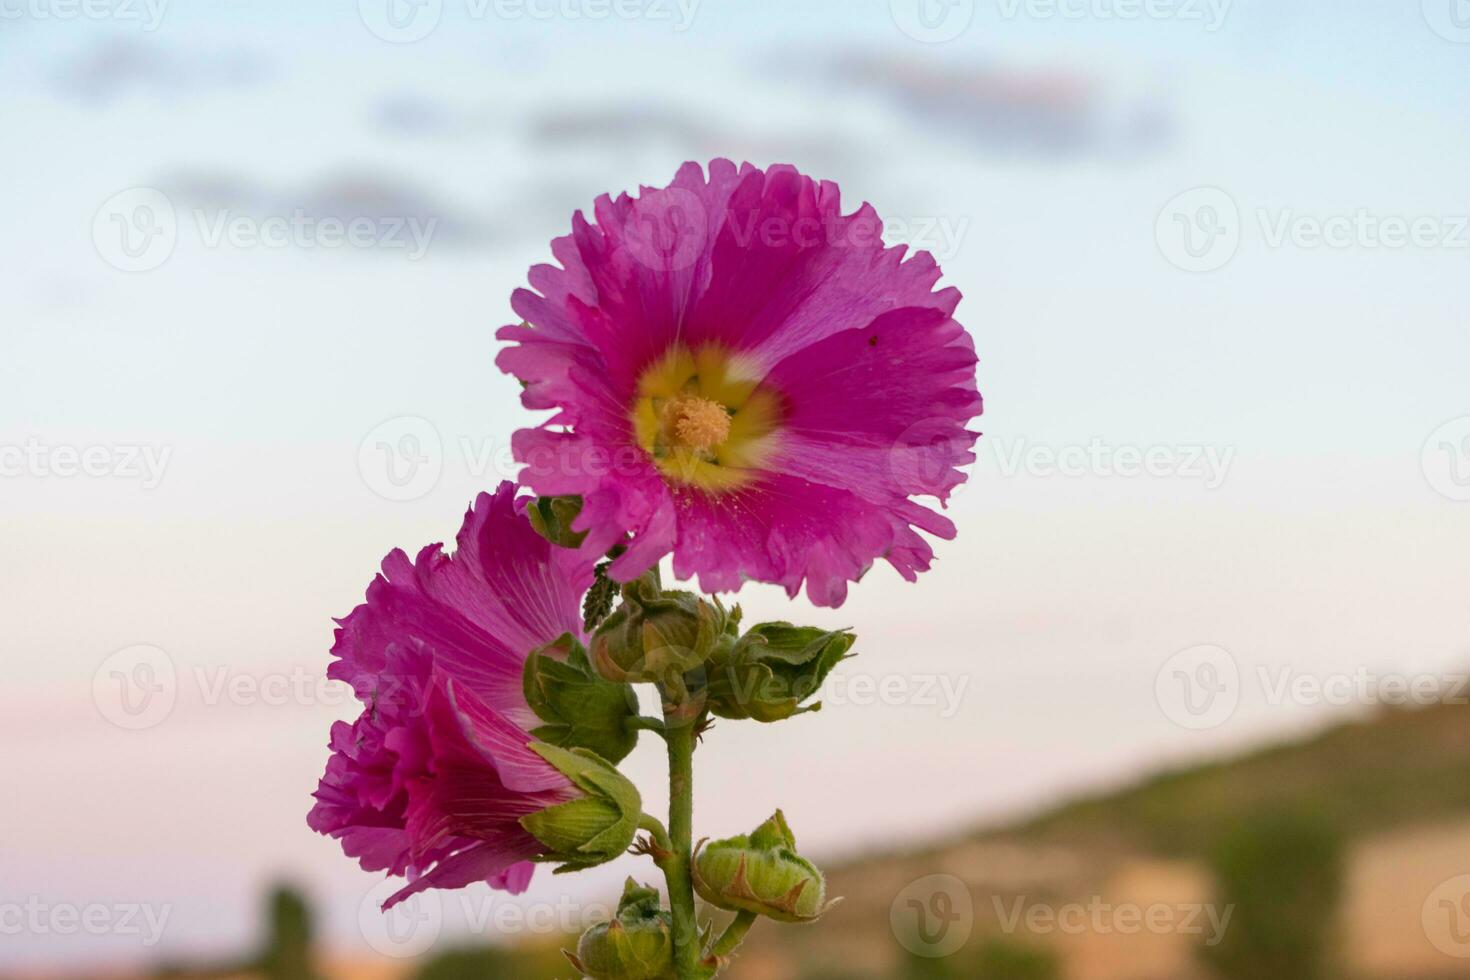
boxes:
[4,0,1469,970]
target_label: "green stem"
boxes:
[627,714,668,735]
[637,813,672,855]
[663,719,701,979]
[706,909,758,963]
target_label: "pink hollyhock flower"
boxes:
[498,160,982,607]
[308,483,602,909]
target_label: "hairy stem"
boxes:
[637,813,673,856]
[706,909,758,963]
[663,718,701,978]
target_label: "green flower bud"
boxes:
[705,623,854,723]
[693,810,837,924]
[523,634,640,764]
[566,879,676,980]
[590,572,729,685]
[527,495,588,549]
[520,744,642,874]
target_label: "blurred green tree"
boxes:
[259,884,317,980]
[1201,809,1344,980]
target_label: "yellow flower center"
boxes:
[632,345,782,493]
[664,395,733,452]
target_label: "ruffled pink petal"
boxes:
[497,160,983,607]
[310,483,588,905]
[328,482,592,727]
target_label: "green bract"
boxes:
[523,634,640,764]
[692,810,836,924]
[705,623,853,723]
[567,878,676,980]
[519,743,642,874]
[526,494,588,549]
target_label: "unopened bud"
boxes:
[693,810,837,924]
[590,572,730,685]
[566,878,675,980]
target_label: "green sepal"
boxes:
[705,623,855,722]
[523,634,640,764]
[519,743,642,874]
[527,494,587,549]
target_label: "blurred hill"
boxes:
[31,701,1470,980]
[732,699,1470,980]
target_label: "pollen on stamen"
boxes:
[668,396,732,452]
